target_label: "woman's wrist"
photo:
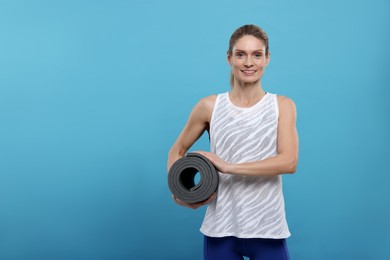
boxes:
[224,163,235,174]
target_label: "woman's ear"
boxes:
[265,51,271,66]
[227,51,232,66]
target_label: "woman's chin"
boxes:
[238,78,261,85]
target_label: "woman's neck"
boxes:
[230,81,266,107]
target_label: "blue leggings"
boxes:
[204,236,290,260]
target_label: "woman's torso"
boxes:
[200,91,291,238]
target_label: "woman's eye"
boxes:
[235,53,244,58]
[255,53,263,58]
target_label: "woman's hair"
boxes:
[228,24,269,87]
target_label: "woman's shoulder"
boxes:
[276,94,295,104]
[190,94,218,122]
[196,94,218,111]
[200,94,218,105]
[276,94,297,115]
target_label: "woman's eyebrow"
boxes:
[234,49,264,52]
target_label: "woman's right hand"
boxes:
[172,193,217,210]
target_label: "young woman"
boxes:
[167,24,298,260]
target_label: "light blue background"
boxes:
[0,0,389,259]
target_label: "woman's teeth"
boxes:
[242,70,256,75]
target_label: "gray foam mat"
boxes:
[168,153,219,204]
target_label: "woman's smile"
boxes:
[241,69,257,76]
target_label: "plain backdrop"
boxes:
[0,0,389,259]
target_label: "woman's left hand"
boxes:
[194,151,231,174]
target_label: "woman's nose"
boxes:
[244,57,253,66]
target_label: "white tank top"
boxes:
[200,92,291,239]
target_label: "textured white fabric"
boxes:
[200,92,291,238]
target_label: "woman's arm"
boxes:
[167,95,217,209]
[167,95,216,172]
[197,95,299,177]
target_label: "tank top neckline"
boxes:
[226,91,269,110]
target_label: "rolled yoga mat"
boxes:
[168,153,219,204]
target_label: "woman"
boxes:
[167,24,298,260]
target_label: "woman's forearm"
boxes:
[226,153,298,176]
[167,144,186,172]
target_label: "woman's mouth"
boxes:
[241,70,257,76]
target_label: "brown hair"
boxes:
[227,24,269,86]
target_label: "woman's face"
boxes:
[228,35,270,85]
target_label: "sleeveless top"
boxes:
[200,92,291,239]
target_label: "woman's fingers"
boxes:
[172,193,217,210]
[203,192,217,204]
[194,151,229,173]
